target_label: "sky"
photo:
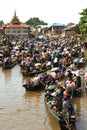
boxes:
[0,0,87,25]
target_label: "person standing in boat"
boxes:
[62,91,74,124]
[72,69,82,91]
[67,70,73,81]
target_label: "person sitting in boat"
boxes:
[52,51,56,59]
[45,90,55,103]
[30,66,36,72]
[69,63,75,71]
[58,63,63,72]
[50,72,57,84]
[56,72,63,80]
[3,57,8,63]
[65,79,75,97]
[79,56,84,63]
[20,60,27,69]
[3,57,10,66]
[73,58,80,66]
[46,60,52,69]
[35,64,42,71]
[53,57,58,67]
[31,76,40,86]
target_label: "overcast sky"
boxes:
[0,0,87,25]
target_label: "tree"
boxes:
[78,8,87,37]
[0,20,4,26]
[26,17,47,27]
[74,24,80,34]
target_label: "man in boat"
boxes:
[62,91,74,124]
[55,81,66,113]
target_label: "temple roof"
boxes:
[10,10,21,24]
[4,10,29,28]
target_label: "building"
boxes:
[38,23,65,38]
[62,25,76,37]
[50,23,65,35]
[4,11,30,39]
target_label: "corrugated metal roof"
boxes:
[52,23,65,26]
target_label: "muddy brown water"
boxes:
[0,65,87,130]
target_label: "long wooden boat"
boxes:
[22,69,48,77]
[2,61,17,69]
[44,90,77,130]
[23,81,45,91]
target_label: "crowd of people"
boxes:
[0,34,86,129]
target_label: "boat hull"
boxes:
[22,69,47,77]
[23,82,45,91]
[44,93,76,130]
[2,62,17,69]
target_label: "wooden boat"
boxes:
[22,69,48,77]
[44,91,77,130]
[23,81,45,91]
[2,61,17,69]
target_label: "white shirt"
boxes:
[46,61,52,66]
[75,70,81,76]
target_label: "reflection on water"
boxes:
[0,65,87,130]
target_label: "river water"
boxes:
[0,65,87,130]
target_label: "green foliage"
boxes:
[0,20,4,25]
[79,8,87,37]
[74,24,80,34]
[26,17,47,27]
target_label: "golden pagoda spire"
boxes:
[11,10,21,24]
[14,10,16,17]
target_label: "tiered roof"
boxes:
[5,10,28,28]
[10,10,21,24]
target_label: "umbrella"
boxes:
[38,73,47,78]
[51,67,58,72]
[35,63,41,66]
[47,85,56,90]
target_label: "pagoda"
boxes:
[4,10,30,38]
[10,10,21,25]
